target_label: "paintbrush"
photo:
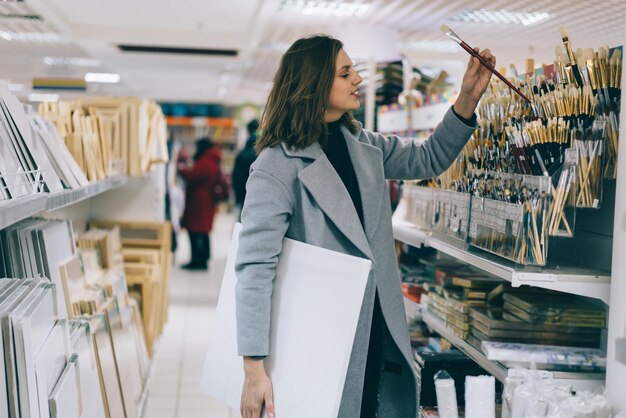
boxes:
[440,24,531,103]
[559,26,584,88]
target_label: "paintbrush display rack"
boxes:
[403,184,435,231]
[432,189,471,242]
[403,168,577,266]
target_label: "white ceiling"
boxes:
[2,0,625,105]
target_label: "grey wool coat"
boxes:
[235,108,477,417]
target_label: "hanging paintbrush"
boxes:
[560,26,584,88]
[609,49,622,112]
[440,25,531,103]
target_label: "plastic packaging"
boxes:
[433,189,471,242]
[548,149,578,237]
[575,119,605,208]
[503,369,613,417]
[403,184,436,230]
[465,375,495,418]
[434,370,459,418]
[467,172,551,266]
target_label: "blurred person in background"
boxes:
[177,137,221,270]
[232,119,260,219]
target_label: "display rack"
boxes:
[46,176,128,211]
[421,309,605,392]
[404,296,421,323]
[0,193,48,230]
[392,210,611,304]
[0,177,129,230]
[137,352,156,418]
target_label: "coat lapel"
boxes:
[342,125,385,241]
[283,142,375,262]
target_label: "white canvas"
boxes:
[0,280,33,417]
[34,320,70,418]
[28,115,83,189]
[70,323,106,418]
[13,287,48,418]
[48,356,80,418]
[0,82,63,193]
[38,220,74,319]
[201,223,371,418]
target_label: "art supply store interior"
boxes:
[1,1,626,418]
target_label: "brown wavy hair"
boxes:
[255,34,359,154]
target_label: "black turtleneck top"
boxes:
[320,120,364,227]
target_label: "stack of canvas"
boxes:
[0,81,90,202]
[90,220,172,355]
[77,227,124,270]
[39,97,168,178]
[0,217,153,417]
[0,277,150,418]
[0,278,105,418]
[0,218,77,319]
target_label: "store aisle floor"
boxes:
[144,212,239,418]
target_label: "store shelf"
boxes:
[0,194,48,230]
[46,176,128,211]
[392,217,611,304]
[0,177,128,230]
[421,310,605,391]
[403,296,421,322]
[422,309,508,381]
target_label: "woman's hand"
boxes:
[241,358,275,418]
[454,48,496,120]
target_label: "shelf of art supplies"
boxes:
[392,202,611,305]
[0,176,129,230]
[404,295,421,323]
[420,309,605,392]
[46,175,128,211]
[377,101,452,134]
[0,193,48,230]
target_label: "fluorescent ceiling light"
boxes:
[259,41,291,51]
[44,56,101,67]
[399,40,461,53]
[0,31,67,42]
[279,1,370,17]
[28,93,59,102]
[84,72,121,83]
[8,83,25,92]
[450,9,550,26]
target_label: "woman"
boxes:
[178,137,221,270]
[236,35,495,418]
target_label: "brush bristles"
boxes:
[439,24,462,44]
[559,26,569,40]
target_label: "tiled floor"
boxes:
[143,212,239,418]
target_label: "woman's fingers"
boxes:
[265,383,275,418]
[479,48,496,67]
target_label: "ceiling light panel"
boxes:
[399,40,461,53]
[43,56,101,67]
[450,9,551,26]
[84,72,121,83]
[28,93,59,102]
[278,0,371,17]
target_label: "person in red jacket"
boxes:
[178,137,221,270]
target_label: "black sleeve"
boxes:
[451,105,477,126]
